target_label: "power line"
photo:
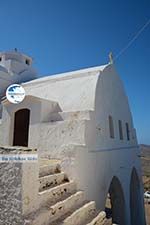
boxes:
[114,18,150,61]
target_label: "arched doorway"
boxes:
[130,168,145,225]
[13,108,30,147]
[105,176,126,225]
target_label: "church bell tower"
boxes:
[0,50,38,117]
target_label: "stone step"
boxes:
[56,201,96,225]
[39,163,61,177]
[85,211,106,225]
[38,180,76,207]
[39,172,67,192]
[40,158,61,165]
[32,191,85,225]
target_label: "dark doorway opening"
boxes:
[13,108,30,147]
[130,168,145,225]
[105,176,126,225]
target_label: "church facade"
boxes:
[0,51,146,225]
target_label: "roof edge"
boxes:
[23,63,110,86]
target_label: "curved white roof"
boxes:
[23,64,109,112]
[23,64,108,85]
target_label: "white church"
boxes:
[0,51,146,225]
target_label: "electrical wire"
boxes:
[114,18,150,61]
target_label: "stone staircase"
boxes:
[25,159,108,225]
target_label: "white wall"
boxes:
[0,96,60,147]
[0,63,145,224]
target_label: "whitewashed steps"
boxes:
[54,201,97,225]
[25,159,107,225]
[85,211,106,225]
[39,163,61,177]
[38,180,76,207]
[39,172,67,191]
[31,191,85,225]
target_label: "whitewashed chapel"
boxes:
[0,51,146,225]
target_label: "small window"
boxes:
[0,57,2,61]
[118,120,123,140]
[109,115,114,138]
[25,59,30,65]
[126,122,130,140]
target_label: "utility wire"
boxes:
[0,18,150,81]
[114,18,150,61]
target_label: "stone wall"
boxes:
[0,162,22,225]
[0,146,38,225]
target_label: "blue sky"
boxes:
[0,0,149,144]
